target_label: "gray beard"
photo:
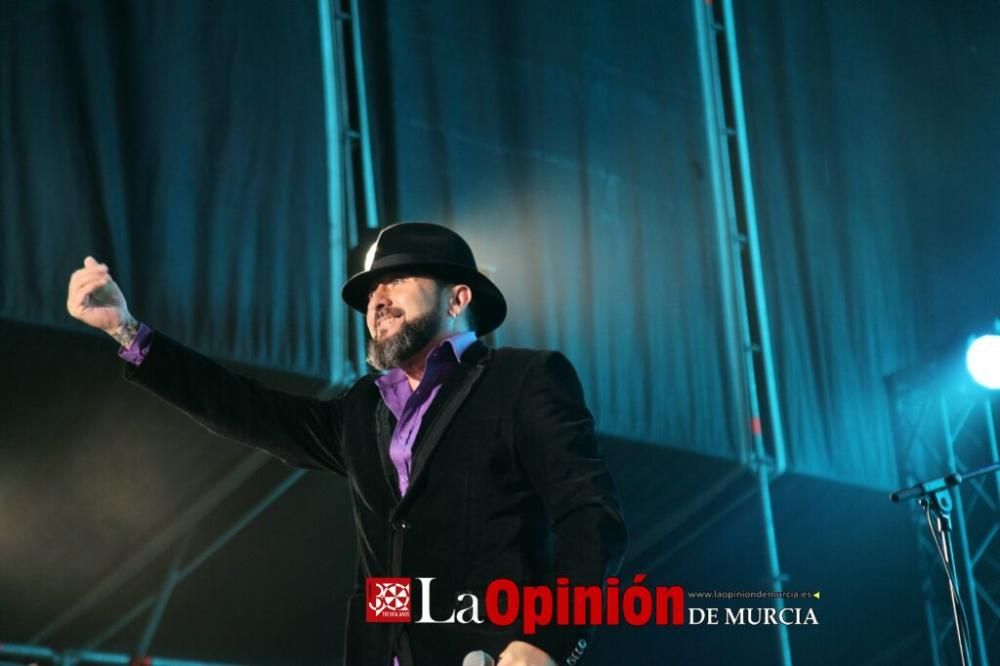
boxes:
[367,307,444,370]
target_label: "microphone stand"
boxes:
[890,461,1000,666]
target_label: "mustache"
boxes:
[375,307,404,324]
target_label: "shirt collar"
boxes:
[374,330,478,392]
[442,329,478,362]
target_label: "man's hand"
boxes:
[497,641,557,666]
[67,256,138,346]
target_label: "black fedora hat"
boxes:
[341,223,507,336]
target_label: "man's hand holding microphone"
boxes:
[464,641,557,666]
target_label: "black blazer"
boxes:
[125,332,627,666]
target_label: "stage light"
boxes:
[965,334,1000,389]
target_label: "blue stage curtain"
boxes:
[732,0,1000,487]
[1,0,341,380]
[5,0,998,490]
[372,0,1000,490]
[372,0,747,465]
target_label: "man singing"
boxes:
[66,222,627,666]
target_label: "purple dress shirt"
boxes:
[374,330,477,496]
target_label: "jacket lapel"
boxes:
[375,399,401,500]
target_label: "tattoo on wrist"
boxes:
[109,315,140,348]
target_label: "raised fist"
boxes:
[66,256,133,334]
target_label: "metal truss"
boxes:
[693,0,792,664]
[889,359,1000,666]
[317,0,382,385]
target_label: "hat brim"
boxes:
[341,260,507,337]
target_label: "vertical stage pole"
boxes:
[693,0,792,663]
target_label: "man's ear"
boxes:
[449,284,472,317]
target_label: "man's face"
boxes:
[365,273,447,370]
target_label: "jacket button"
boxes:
[392,519,411,531]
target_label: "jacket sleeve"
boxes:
[513,351,629,664]
[123,329,348,474]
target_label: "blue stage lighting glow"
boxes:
[966,334,1000,389]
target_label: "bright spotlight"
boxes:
[966,334,1000,390]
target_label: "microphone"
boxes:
[462,650,496,666]
[889,473,961,503]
